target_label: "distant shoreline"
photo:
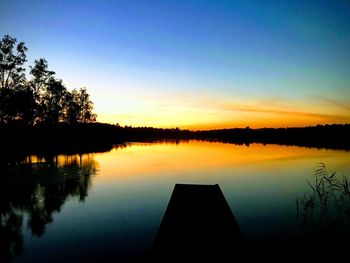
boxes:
[1,123,350,155]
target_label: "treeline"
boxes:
[195,124,350,150]
[0,35,96,126]
[1,123,350,153]
[0,123,187,157]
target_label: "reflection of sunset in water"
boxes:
[91,141,349,184]
[2,141,350,262]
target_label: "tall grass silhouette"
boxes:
[297,163,350,239]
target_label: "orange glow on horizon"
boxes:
[93,93,350,130]
[96,110,350,130]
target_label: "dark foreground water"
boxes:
[1,141,350,262]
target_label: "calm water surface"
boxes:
[1,141,350,262]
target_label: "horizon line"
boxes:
[90,121,350,131]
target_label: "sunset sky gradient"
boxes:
[1,0,350,129]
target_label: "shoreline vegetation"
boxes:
[297,163,350,242]
[1,35,350,156]
[1,123,350,153]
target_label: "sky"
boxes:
[1,0,350,129]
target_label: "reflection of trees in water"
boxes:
[0,210,23,262]
[0,154,98,261]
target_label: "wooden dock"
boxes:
[152,184,244,259]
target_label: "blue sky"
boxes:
[1,0,350,128]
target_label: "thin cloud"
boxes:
[315,95,350,112]
[153,97,350,122]
[219,103,348,120]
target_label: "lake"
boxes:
[1,140,350,262]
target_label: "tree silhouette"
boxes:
[0,35,97,126]
[0,35,27,90]
[41,78,67,125]
[13,85,36,125]
[0,35,28,124]
[29,58,56,124]
[29,58,55,100]
[66,88,96,124]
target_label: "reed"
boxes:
[297,163,350,239]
